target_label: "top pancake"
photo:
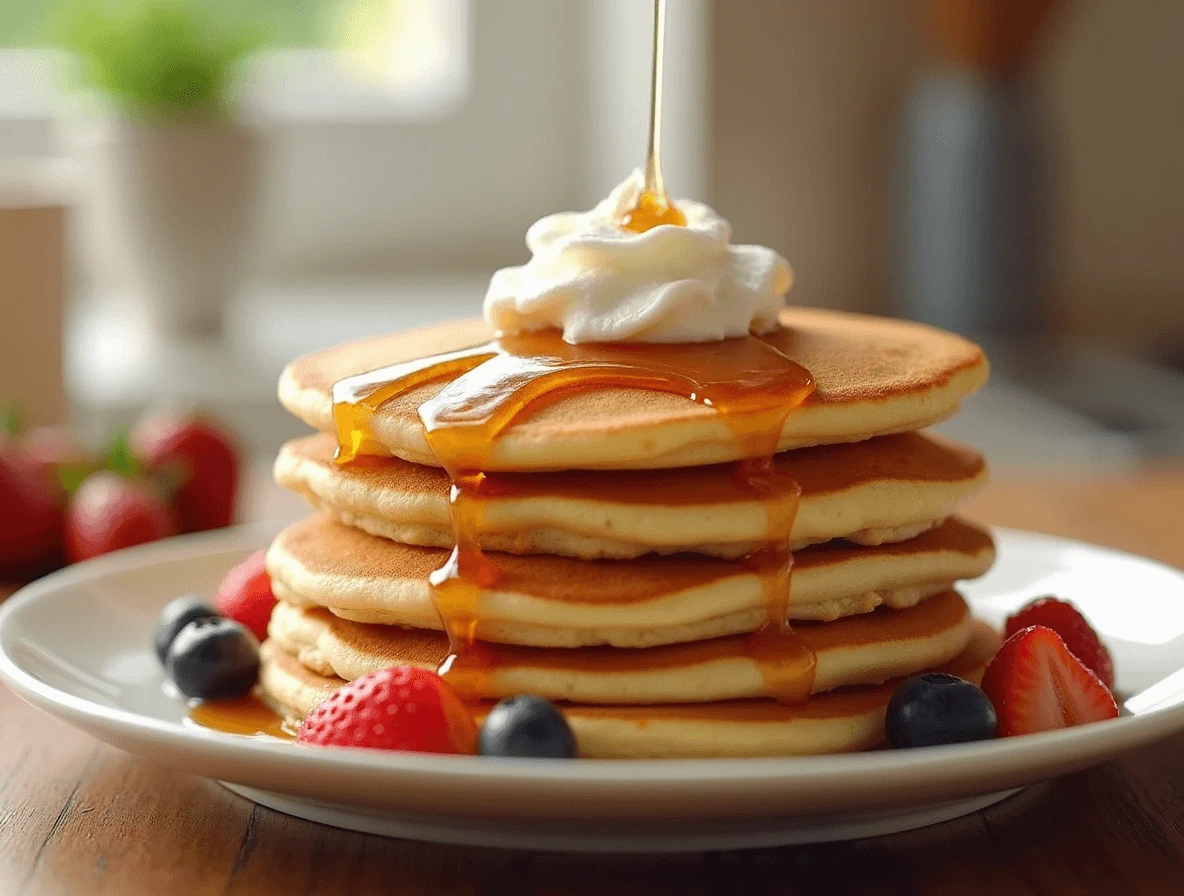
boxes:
[279,308,988,472]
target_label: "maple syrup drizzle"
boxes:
[620,0,686,234]
[326,0,814,705]
[332,329,817,702]
[188,692,295,740]
[333,343,496,463]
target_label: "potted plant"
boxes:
[54,0,265,338]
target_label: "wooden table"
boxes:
[3,471,1183,894]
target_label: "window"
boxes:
[0,0,469,121]
[0,0,326,48]
[0,1,709,277]
[4,0,711,448]
[243,0,468,119]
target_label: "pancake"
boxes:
[265,515,995,647]
[276,430,987,560]
[260,621,1000,758]
[268,589,972,704]
[279,308,988,472]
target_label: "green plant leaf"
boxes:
[56,461,94,497]
[0,401,22,437]
[50,0,274,115]
[104,428,142,478]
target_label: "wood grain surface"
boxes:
[2,470,1183,895]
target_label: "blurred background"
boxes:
[0,0,1181,478]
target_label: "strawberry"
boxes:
[0,442,61,577]
[132,409,240,533]
[64,471,177,563]
[981,625,1119,737]
[1005,597,1114,689]
[20,425,97,498]
[214,550,276,642]
[297,666,478,755]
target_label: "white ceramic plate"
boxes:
[2,524,1183,853]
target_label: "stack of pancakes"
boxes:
[260,307,997,757]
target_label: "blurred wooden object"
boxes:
[925,0,1061,73]
[0,161,70,426]
[900,0,1067,341]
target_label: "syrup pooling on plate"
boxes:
[188,692,295,740]
[331,330,818,701]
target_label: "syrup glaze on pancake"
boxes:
[328,323,821,704]
[268,590,972,703]
[256,622,1000,757]
[280,308,988,471]
[265,514,995,646]
[313,309,986,705]
[333,329,815,468]
[275,430,987,559]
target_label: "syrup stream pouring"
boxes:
[327,0,817,704]
[620,0,686,233]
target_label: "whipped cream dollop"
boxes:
[484,171,793,344]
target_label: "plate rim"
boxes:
[1,523,1183,799]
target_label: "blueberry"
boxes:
[886,673,997,748]
[154,595,219,665]
[479,695,578,758]
[165,617,259,699]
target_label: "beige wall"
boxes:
[0,196,65,425]
[1041,0,1184,355]
[711,0,924,315]
[711,0,1184,356]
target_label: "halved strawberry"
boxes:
[1005,597,1114,689]
[981,625,1118,737]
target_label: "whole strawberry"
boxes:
[0,442,61,577]
[1005,597,1114,689]
[20,425,96,498]
[132,409,240,533]
[297,666,478,755]
[64,471,177,563]
[214,550,276,642]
